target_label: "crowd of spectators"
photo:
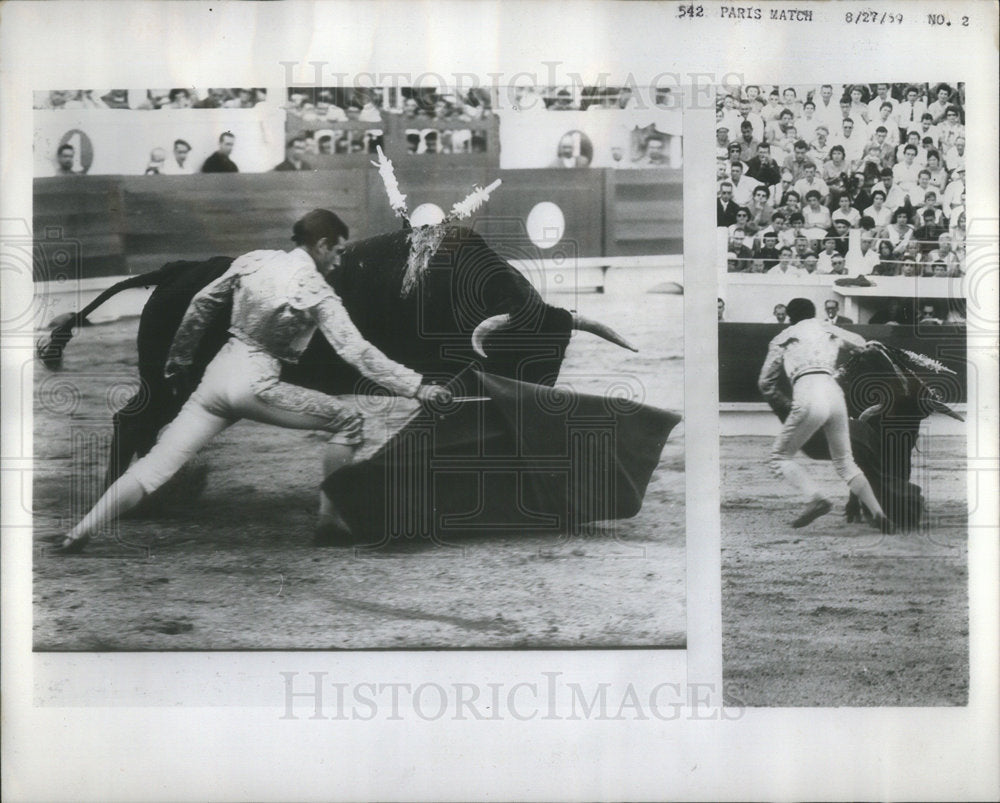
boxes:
[35,88,267,110]
[282,87,494,155]
[717,83,967,277]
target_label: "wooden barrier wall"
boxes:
[718,323,967,404]
[33,167,682,280]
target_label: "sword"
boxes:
[450,396,491,402]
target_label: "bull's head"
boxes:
[303,224,635,390]
[840,342,964,425]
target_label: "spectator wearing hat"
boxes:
[715,125,732,159]
[725,141,750,174]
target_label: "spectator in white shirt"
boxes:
[160,138,194,175]
[937,106,965,152]
[895,132,926,166]
[895,86,927,139]
[761,89,784,122]
[794,100,820,143]
[924,151,948,192]
[808,125,831,165]
[908,113,940,150]
[782,87,803,118]
[886,208,915,256]
[768,247,805,277]
[832,193,861,228]
[863,189,892,230]
[802,190,832,238]
[942,168,965,219]
[943,136,965,173]
[926,84,954,125]
[873,168,909,211]
[816,238,840,273]
[729,162,763,206]
[871,103,900,147]
[892,145,922,193]
[847,86,870,125]
[831,117,866,164]
[846,230,880,276]
[812,85,840,129]
[867,84,897,122]
[793,161,829,204]
[907,170,935,208]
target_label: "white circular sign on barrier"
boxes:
[409,203,446,227]
[526,202,565,249]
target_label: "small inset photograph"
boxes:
[30,80,685,651]
[715,82,968,706]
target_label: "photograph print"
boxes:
[715,81,969,706]
[30,79,685,650]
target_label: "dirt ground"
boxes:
[721,434,968,707]
[32,292,685,650]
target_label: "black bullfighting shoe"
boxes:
[314,517,355,547]
[51,532,91,555]
[791,497,832,528]
[871,512,893,534]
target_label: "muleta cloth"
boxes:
[322,368,681,546]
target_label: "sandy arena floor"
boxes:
[721,434,968,706]
[32,292,685,650]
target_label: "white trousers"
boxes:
[129,339,362,494]
[769,372,863,499]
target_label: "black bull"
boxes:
[767,343,962,530]
[38,226,631,488]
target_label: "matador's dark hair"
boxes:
[292,209,349,247]
[786,298,816,323]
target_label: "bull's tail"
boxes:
[36,265,176,369]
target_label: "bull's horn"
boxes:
[572,314,638,352]
[927,398,965,422]
[857,402,884,423]
[470,313,512,358]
